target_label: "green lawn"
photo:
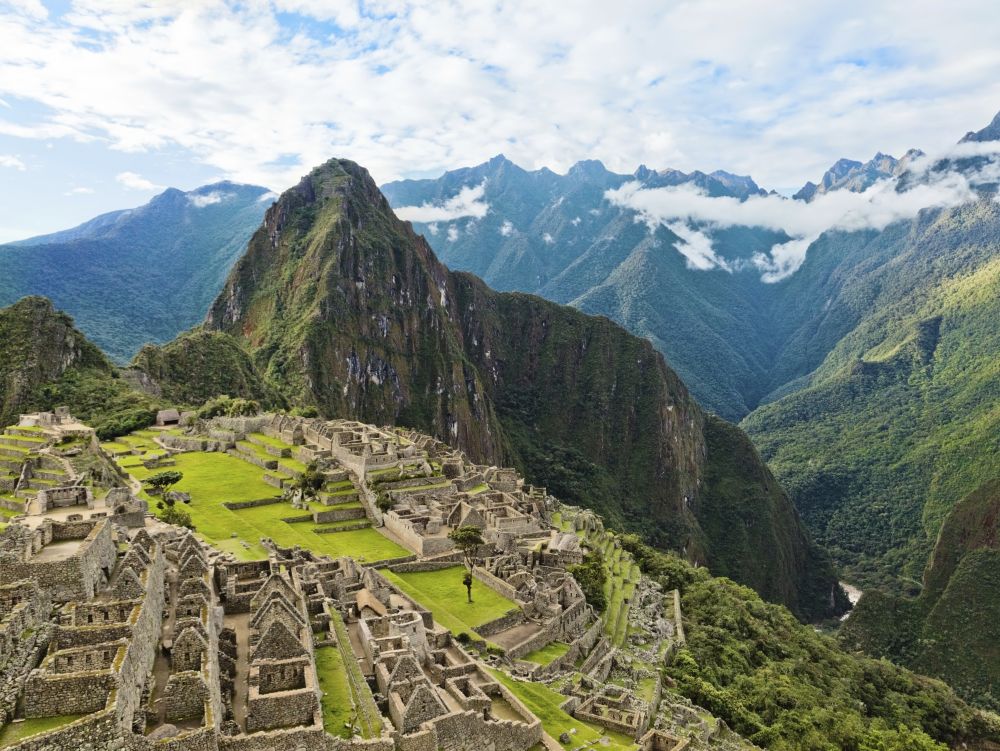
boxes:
[0,715,86,746]
[522,641,570,666]
[383,567,516,637]
[316,646,355,738]
[487,669,636,751]
[248,432,293,450]
[123,449,408,563]
[128,451,278,503]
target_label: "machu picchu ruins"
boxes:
[0,408,741,750]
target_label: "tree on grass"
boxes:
[161,504,194,530]
[146,470,183,500]
[448,525,485,603]
[289,462,324,505]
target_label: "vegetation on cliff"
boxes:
[744,201,1000,592]
[840,479,1000,710]
[617,534,1000,750]
[0,296,162,437]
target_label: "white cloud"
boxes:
[0,1,997,194]
[607,146,987,280]
[499,219,513,236]
[665,221,732,272]
[257,190,279,203]
[116,171,162,191]
[426,222,439,236]
[394,182,489,223]
[1,0,47,20]
[64,186,94,195]
[570,216,581,226]
[187,190,233,207]
[446,225,459,242]
[542,232,554,244]
[272,0,361,27]
[0,154,26,170]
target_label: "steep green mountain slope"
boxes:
[743,199,1000,589]
[0,296,162,436]
[135,157,841,619]
[382,157,781,420]
[0,182,270,362]
[840,479,1000,709]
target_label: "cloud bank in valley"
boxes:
[394,182,489,223]
[606,146,999,281]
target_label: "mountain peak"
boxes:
[566,159,612,183]
[960,110,1000,143]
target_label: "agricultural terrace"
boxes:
[383,566,518,639]
[488,669,637,751]
[109,430,409,563]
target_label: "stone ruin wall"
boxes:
[21,538,165,728]
[0,519,118,603]
[114,541,166,729]
[381,511,447,557]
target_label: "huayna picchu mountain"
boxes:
[131,157,843,620]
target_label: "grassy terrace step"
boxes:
[25,477,58,488]
[313,519,372,532]
[521,641,570,666]
[487,669,636,751]
[235,440,308,475]
[318,500,362,510]
[0,714,87,745]
[0,432,47,444]
[248,432,294,451]
[327,610,382,738]
[382,566,517,639]
[316,645,355,739]
[119,440,408,563]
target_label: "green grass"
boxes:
[487,669,636,751]
[325,487,359,497]
[248,432,293,450]
[0,715,86,746]
[121,448,407,563]
[0,433,46,444]
[328,608,382,737]
[521,641,570,666]
[316,646,355,738]
[383,566,517,637]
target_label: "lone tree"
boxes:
[448,525,484,603]
[291,462,324,504]
[146,470,183,501]
[161,504,194,530]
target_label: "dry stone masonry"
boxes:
[0,409,743,750]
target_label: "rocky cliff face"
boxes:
[0,296,109,426]
[192,158,839,618]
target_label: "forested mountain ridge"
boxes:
[0,181,271,362]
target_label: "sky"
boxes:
[0,0,999,242]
